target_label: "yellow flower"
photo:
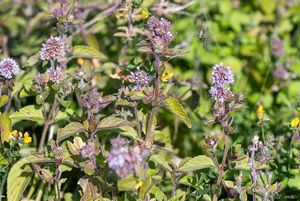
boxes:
[161,71,174,82]
[77,58,85,65]
[141,10,149,20]
[23,132,32,144]
[135,181,143,189]
[290,117,300,128]
[257,105,264,121]
[7,130,17,140]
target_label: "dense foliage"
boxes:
[0,0,300,200]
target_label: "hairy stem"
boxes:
[250,145,257,201]
[213,133,229,201]
[146,55,160,147]
[55,168,62,201]
[38,122,49,153]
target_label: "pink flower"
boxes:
[35,73,48,86]
[47,67,65,83]
[0,58,20,79]
[40,36,66,62]
[211,63,234,86]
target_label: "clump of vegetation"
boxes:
[0,0,300,200]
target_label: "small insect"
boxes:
[198,27,209,50]
[198,27,207,41]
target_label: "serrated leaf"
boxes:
[57,122,85,143]
[10,105,44,124]
[97,116,131,131]
[7,159,33,201]
[72,45,106,60]
[7,155,52,201]
[162,97,191,128]
[176,155,215,172]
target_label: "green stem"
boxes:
[213,133,229,201]
[38,122,50,153]
[0,170,8,201]
[145,55,160,147]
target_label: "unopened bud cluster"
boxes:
[128,68,152,91]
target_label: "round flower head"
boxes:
[59,0,69,4]
[111,136,126,148]
[108,146,134,178]
[272,39,284,58]
[147,16,173,44]
[128,68,152,90]
[0,58,20,79]
[210,63,234,86]
[80,143,96,159]
[47,67,65,83]
[53,7,68,18]
[82,89,103,110]
[40,36,66,62]
[35,73,48,86]
[209,85,233,102]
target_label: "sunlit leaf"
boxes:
[162,97,191,128]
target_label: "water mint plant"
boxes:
[0,1,299,201]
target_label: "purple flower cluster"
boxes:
[53,7,68,17]
[128,68,152,90]
[47,67,65,83]
[0,58,20,79]
[273,67,289,80]
[209,63,234,102]
[40,36,66,62]
[82,89,103,110]
[80,143,97,170]
[210,63,234,85]
[147,16,174,44]
[59,0,69,4]
[34,73,48,86]
[272,39,284,58]
[107,137,142,178]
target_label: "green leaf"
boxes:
[288,174,300,190]
[23,54,40,68]
[0,95,9,107]
[57,122,85,143]
[7,155,52,201]
[150,154,172,171]
[53,111,69,123]
[72,45,106,60]
[162,97,191,128]
[7,158,33,201]
[0,112,12,143]
[150,186,167,201]
[10,105,44,124]
[176,155,215,172]
[117,176,137,191]
[139,177,153,200]
[78,177,101,200]
[97,116,131,131]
